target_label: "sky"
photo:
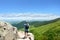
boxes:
[0,0,60,21]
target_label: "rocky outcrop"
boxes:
[17,31,34,40]
[0,21,18,40]
[0,21,34,40]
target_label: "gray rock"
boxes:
[0,21,18,40]
[0,21,34,40]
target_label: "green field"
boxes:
[30,18,60,40]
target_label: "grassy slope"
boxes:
[30,19,60,40]
[12,19,58,30]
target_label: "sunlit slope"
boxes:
[30,18,60,40]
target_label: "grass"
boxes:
[29,19,60,40]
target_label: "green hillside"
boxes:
[12,21,51,30]
[12,19,58,30]
[30,18,60,40]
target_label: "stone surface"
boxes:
[0,21,34,40]
[17,31,34,40]
[0,21,17,40]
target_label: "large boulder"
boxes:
[0,21,18,40]
[0,21,34,40]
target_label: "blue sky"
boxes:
[0,0,60,14]
[0,0,60,21]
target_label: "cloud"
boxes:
[0,13,60,21]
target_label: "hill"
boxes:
[30,18,60,40]
[11,18,59,30]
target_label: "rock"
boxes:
[17,31,34,40]
[0,21,34,40]
[0,21,18,40]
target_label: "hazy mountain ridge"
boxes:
[11,18,60,30]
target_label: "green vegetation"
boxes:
[30,18,60,40]
[11,18,60,40]
[12,19,57,30]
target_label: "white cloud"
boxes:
[0,13,60,21]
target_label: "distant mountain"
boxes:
[30,18,60,40]
[11,18,60,30]
[11,21,52,29]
